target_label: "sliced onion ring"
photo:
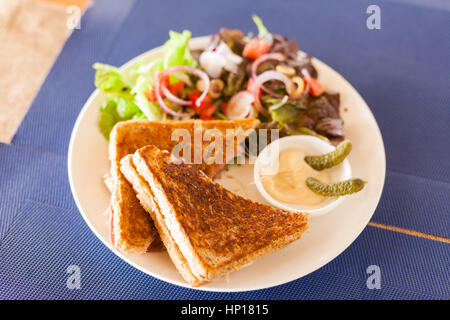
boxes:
[251,53,286,99]
[251,53,285,79]
[172,71,193,86]
[161,84,192,106]
[252,70,290,114]
[161,66,210,108]
[153,71,191,117]
[299,68,311,99]
[268,95,288,111]
[153,66,210,117]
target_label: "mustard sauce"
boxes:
[260,148,330,205]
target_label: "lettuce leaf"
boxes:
[98,97,147,140]
[132,59,163,76]
[93,63,133,98]
[131,75,163,121]
[116,97,141,119]
[252,15,269,38]
[94,63,144,138]
[98,99,120,139]
[130,29,195,119]
[269,103,302,126]
[163,30,196,69]
[94,29,196,139]
[132,30,195,77]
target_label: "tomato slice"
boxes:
[168,81,184,96]
[145,89,157,102]
[188,89,201,101]
[246,77,255,93]
[243,38,271,59]
[188,89,213,113]
[220,102,228,114]
[200,104,217,119]
[304,77,324,96]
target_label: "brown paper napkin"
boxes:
[0,0,89,143]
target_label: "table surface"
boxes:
[0,0,449,300]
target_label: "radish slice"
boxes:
[224,91,255,120]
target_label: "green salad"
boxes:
[94,16,344,144]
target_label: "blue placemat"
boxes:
[0,197,447,299]
[1,0,449,299]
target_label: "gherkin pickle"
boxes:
[304,139,352,171]
[306,177,366,196]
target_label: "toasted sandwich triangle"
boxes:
[109,119,258,254]
[121,145,309,286]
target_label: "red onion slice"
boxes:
[153,72,190,117]
[252,70,290,114]
[153,66,210,117]
[161,66,210,108]
[299,68,311,99]
[301,68,311,80]
[254,70,291,90]
[268,95,288,111]
[172,71,193,86]
[251,52,285,78]
[161,84,192,106]
[260,85,282,98]
[251,53,286,99]
[251,53,312,101]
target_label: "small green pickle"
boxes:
[304,139,352,171]
[306,177,366,196]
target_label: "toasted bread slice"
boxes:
[109,119,258,254]
[121,145,309,286]
[120,155,205,286]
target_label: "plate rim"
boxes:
[67,36,386,292]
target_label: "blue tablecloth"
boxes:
[0,0,449,299]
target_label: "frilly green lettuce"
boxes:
[94,29,195,139]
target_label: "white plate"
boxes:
[68,37,385,292]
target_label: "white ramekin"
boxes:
[254,135,352,218]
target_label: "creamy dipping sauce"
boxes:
[260,148,330,206]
